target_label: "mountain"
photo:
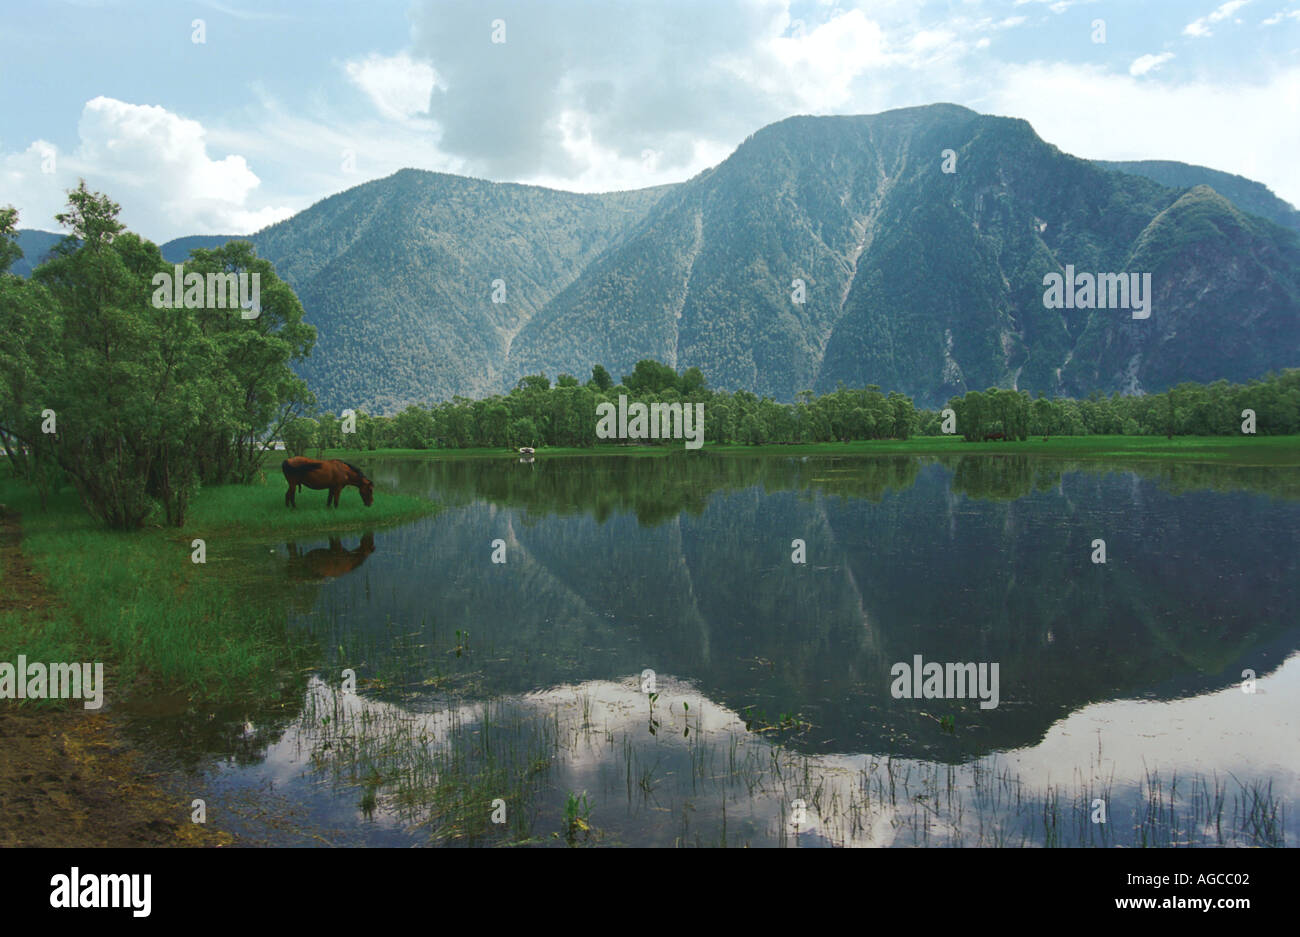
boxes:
[250,171,670,413]
[158,235,242,264]
[1092,159,1300,235]
[517,104,1300,405]
[11,229,64,277]
[10,230,234,275]
[12,104,1300,411]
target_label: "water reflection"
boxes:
[286,532,376,582]
[129,452,1299,846]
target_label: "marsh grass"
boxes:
[286,675,1289,848]
[0,473,436,703]
[302,681,556,845]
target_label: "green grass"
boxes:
[0,473,437,704]
[327,435,1300,467]
[186,475,434,535]
[705,435,1300,465]
[324,445,668,461]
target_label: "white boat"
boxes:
[519,447,535,455]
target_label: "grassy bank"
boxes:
[708,434,1300,465]
[327,434,1300,466]
[0,472,437,704]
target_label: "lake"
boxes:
[124,452,1299,846]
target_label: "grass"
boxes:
[561,791,593,845]
[185,475,434,535]
[287,675,1290,848]
[302,683,557,846]
[325,435,1300,467]
[0,471,438,704]
[706,434,1300,466]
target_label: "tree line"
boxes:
[4,185,1295,534]
[288,358,1300,453]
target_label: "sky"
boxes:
[2,0,1298,242]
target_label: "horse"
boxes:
[282,457,374,508]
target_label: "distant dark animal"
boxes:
[286,533,375,580]
[282,457,374,508]
[982,432,1006,441]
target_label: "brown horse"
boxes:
[282,457,374,508]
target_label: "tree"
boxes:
[0,206,21,275]
[282,417,317,456]
[392,404,435,449]
[679,366,707,396]
[508,416,538,446]
[1,183,315,527]
[180,240,315,483]
[623,359,679,395]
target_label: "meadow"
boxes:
[0,469,436,704]
[325,434,1300,466]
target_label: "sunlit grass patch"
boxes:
[0,476,436,703]
[184,474,436,536]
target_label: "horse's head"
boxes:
[339,460,375,506]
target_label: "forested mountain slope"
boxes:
[13,105,1298,412]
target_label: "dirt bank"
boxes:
[0,505,231,847]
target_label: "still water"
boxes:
[129,453,1299,846]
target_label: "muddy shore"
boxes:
[0,507,230,848]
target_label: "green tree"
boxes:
[509,416,538,446]
[0,206,22,275]
[2,183,317,527]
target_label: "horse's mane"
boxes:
[340,460,368,481]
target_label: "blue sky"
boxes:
[3,0,1298,241]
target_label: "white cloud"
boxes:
[985,61,1300,206]
[206,88,466,201]
[1262,7,1300,25]
[344,52,439,121]
[734,9,890,110]
[1129,52,1175,76]
[1013,0,1085,13]
[523,108,732,193]
[1183,0,1251,38]
[2,97,293,240]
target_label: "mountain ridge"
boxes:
[11,104,1299,411]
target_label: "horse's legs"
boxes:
[285,482,296,508]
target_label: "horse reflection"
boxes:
[286,532,375,581]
